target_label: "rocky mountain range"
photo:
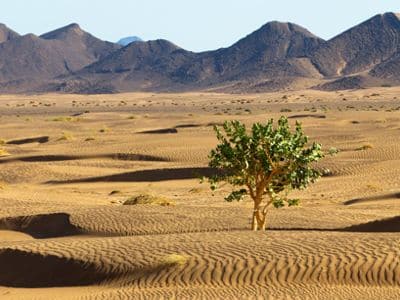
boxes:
[0,13,400,93]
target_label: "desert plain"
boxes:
[0,87,400,299]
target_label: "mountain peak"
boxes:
[256,21,320,38]
[64,23,83,32]
[227,20,323,62]
[40,23,85,40]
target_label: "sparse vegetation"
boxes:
[189,187,202,194]
[206,116,324,231]
[123,194,175,206]
[0,148,10,156]
[109,190,122,195]
[328,147,340,155]
[356,143,373,151]
[99,126,110,133]
[321,168,333,177]
[58,131,74,141]
[51,116,80,122]
[160,254,188,267]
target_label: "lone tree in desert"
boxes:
[207,116,324,231]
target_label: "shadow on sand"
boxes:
[343,192,400,205]
[46,167,219,184]
[0,153,170,164]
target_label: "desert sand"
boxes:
[0,87,400,299]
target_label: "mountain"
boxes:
[0,24,19,43]
[59,21,325,93]
[40,23,121,63]
[311,13,400,90]
[1,14,400,93]
[117,36,143,46]
[311,13,400,77]
[175,21,324,89]
[56,39,195,93]
[0,24,121,92]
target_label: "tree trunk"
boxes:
[259,212,267,231]
[252,203,268,231]
[251,210,258,231]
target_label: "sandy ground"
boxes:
[0,87,400,299]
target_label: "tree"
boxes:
[207,116,324,231]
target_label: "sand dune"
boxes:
[0,89,400,298]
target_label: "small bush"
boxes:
[0,148,10,157]
[160,254,188,267]
[109,190,122,195]
[356,143,373,151]
[328,147,340,156]
[58,131,74,141]
[99,126,110,133]
[321,168,333,177]
[280,108,292,113]
[189,187,202,194]
[123,194,175,206]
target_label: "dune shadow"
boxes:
[174,124,202,129]
[0,248,116,287]
[0,213,81,238]
[288,114,326,119]
[137,128,178,134]
[270,215,400,233]
[344,192,400,205]
[46,167,218,184]
[0,153,170,164]
[341,216,400,232]
[6,136,50,145]
[137,123,224,134]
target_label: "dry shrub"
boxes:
[0,148,10,157]
[123,194,175,206]
[58,131,74,141]
[160,254,188,267]
[356,143,373,151]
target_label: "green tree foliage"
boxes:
[207,116,324,231]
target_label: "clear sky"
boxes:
[1,0,399,52]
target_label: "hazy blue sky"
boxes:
[1,1,399,51]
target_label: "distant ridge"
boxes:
[0,13,400,93]
[117,36,143,46]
